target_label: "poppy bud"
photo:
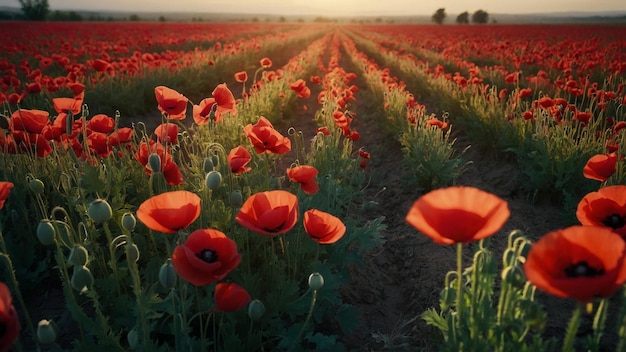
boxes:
[308,272,324,290]
[159,259,177,289]
[71,265,94,293]
[501,265,526,288]
[211,152,220,168]
[517,241,532,259]
[148,153,161,172]
[203,158,214,173]
[126,243,140,263]
[248,299,265,320]
[205,170,222,191]
[127,329,139,349]
[37,319,57,344]
[230,190,243,208]
[37,219,56,246]
[121,212,136,232]
[68,244,89,267]
[87,199,112,224]
[287,127,296,135]
[439,287,456,310]
[29,178,45,194]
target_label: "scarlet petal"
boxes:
[136,191,201,233]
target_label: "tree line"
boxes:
[432,8,490,25]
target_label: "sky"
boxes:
[15,0,626,16]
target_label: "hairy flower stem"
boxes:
[288,289,318,352]
[456,243,464,332]
[563,303,583,352]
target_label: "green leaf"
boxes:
[421,308,448,332]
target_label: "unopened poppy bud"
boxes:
[501,265,526,288]
[37,319,57,344]
[68,244,89,267]
[71,265,94,293]
[517,241,532,259]
[287,127,296,135]
[121,212,136,232]
[205,170,222,191]
[308,272,324,290]
[211,151,219,168]
[127,329,139,349]
[502,248,517,267]
[37,220,56,246]
[230,190,243,208]
[203,158,214,173]
[248,299,265,320]
[87,199,112,224]
[159,259,177,289]
[148,153,161,172]
[439,287,456,310]
[29,178,45,194]
[126,243,140,263]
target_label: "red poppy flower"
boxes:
[235,190,298,236]
[134,141,183,186]
[583,153,617,182]
[0,182,13,209]
[108,127,133,147]
[405,186,510,245]
[518,88,532,99]
[576,185,626,238]
[234,71,248,83]
[154,123,179,144]
[290,79,311,99]
[303,209,346,244]
[136,190,201,234]
[92,59,110,72]
[11,109,49,134]
[214,282,251,312]
[260,57,272,68]
[87,132,112,158]
[317,127,330,136]
[52,97,82,116]
[287,165,319,195]
[524,226,626,302]
[172,229,241,286]
[0,282,20,351]
[243,116,291,155]
[358,148,371,169]
[227,146,252,174]
[212,84,237,117]
[86,114,115,134]
[154,86,188,119]
[193,98,216,124]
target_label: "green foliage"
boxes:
[18,0,49,20]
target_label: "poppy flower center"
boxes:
[264,221,286,233]
[603,213,625,229]
[197,249,218,263]
[564,261,604,278]
[0,321,6,337]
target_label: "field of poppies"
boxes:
[0,21,625,351]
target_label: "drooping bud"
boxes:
[247,299,265,320]
[127,329,139,350]
[121,212,137,232]
[211,151,219,168]
[37,319,57,344]
[68,244,89,267]
[203,158,214,173]
[126,243,140,263]
[501,265,526,288]
[37,220,56,246]
[29,178,45,194]
[148,153,161,172]
[87,199,112,224]
[71,265,94,293]
[159,259,177,289]
[308,272,324,290]
[230,190,243,208]
[205,170,222,191]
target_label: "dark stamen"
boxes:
[197,249,218,263]
[603,214,625,229]
[263,221,286,233]
[564,261,604,278]
[0,321,6,338]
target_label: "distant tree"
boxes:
[18,0,49,21]
[251,17,258,22]
[129,14,140,21]
[471,9,489,24]
[279,16,285,22]
[375,17,382,23]
[158,15,166,22]
[456,11,469,24]
[431,8,446,24]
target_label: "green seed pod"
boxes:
[202,158,214,173]
[127,329,139,350]
[205,170,222,191]
[501,265,526,288]
[29,178,45,194]
[247,299,265,321]
[230,190,243,208]
[68,244,89,267]
[126,243,140,263]
[87,199,112,224]
[36,220,56,246]
[37,319,57,345]
[308,272,324,290]
[121,212,136,232]
[148,152,161,172]
[159,259,177,289]
[71,265,94,293]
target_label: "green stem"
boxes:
[591,299,609,352]
[456,243,464,330]
[562,303,583,352]
[288,289,318,352]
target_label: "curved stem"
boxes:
[288,289,318,352]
